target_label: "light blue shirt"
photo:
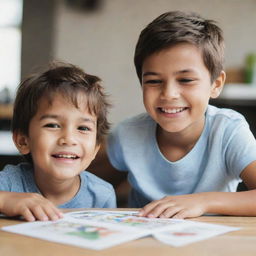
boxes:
[0,163,116,208]
[107,105,256,207]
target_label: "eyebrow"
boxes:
[39,115,96,125]
[142,69,198,77]
[142,72,159,77]
[174,69,197,75]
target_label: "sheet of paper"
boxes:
[64,210,186,232]
[2,217,148,250]
[153,220,240,247]
[1,210,240,250]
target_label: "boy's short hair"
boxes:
[134,11,224,83]
[12,61,110,145]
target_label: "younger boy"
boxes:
[0,62,116,221]
[92,11,256,218]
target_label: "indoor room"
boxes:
[1,0,256,255]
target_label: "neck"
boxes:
[34,174,81,205]
[157,117,205,161]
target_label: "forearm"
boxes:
[140,190,256,219]
[203,190,256,216]
[0,191,11,213]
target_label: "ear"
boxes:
[12,132,30,155]
[210,71,226,99]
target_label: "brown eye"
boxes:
[43,123,60,128]
[78,126,90,132]
[179,79,194,83]
[145,79,162,84]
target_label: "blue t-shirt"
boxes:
[107,105,256,207]
[0,163,116,208]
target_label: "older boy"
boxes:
[0,62,116,221]
[92,11,256,218]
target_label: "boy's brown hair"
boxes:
[12,61,110,145]
[134,11,224,83]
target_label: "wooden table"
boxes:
[0,211,256,256]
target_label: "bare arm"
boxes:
[139,161,256,218]
[0,191,63,221]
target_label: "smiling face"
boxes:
[142,43,225,136]
[14,93,99,182]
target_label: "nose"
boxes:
[160,82,180,99]
[58,129,77,146]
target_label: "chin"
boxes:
[159,123,187,133]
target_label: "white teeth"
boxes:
[161,107,185,114]
[56,154,77,159]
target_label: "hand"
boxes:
[0,191,63,222]
[138,193,208,219]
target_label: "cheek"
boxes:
[189,87,211,100]
[143,89,156,105]
[28,136,51,153]
[80,135,97,150]
[143,96,152,112]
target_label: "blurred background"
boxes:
[1,0,256,167]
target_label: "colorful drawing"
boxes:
[67,226,117,240]
[67,210,182,230]
[39,221,118,240]
[1,210,239,250]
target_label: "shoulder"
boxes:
[108,113,156,152]
[80,171,115,193]
[206,105,248,132]
[0,162,32,177]
[0,162,34,191]
[115,113,154,129]
[207,105,246,123]
[112,113,155,138]
[80,171,116,207]
[205,105,254,149]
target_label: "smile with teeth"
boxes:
[52,154,79,159]
[160,107,187,114]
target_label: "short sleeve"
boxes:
[225,120,256,177]
[106,126,128,171]
[102,189,117,208]
[0,167,12,191]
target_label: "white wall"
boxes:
[53,0,256,124]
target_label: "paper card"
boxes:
[65,210,185,232]
[153,220,240,247]
[1,218,148,250]
[1,210,240,250]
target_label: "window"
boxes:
[0,0,23,100]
